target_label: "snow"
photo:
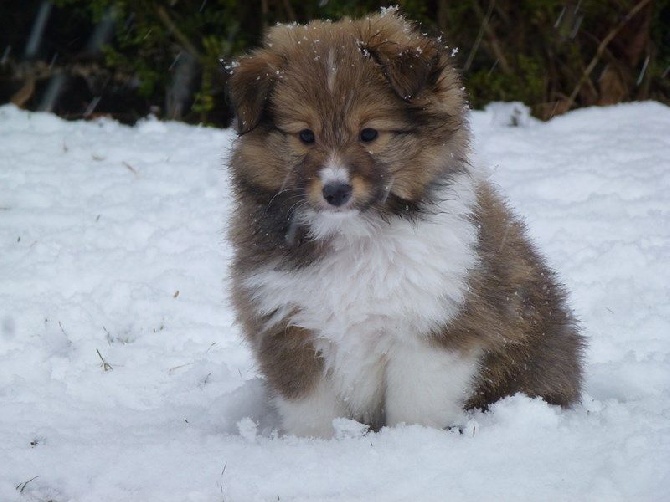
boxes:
[1,101,669,501]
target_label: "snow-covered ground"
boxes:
[1,101,668,501]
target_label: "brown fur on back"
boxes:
[440,184,584,408]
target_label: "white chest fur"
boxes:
[244,173,481,435]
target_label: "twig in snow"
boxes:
[201,372,212,386]
[96,349,113,371]
[29,436,45,447]
[122,161,138,176]
[217,464,227,495]
[103,326,113,344]
[168,362,194,374]
[15,476,38,494]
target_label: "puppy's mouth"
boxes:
[294,176,378,240]
[297,203,373,241]
[289,162,397,240]
[307,181,360,223]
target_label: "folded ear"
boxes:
[360,13,441,101]
[366,41,440,101]
[228,51,282,134]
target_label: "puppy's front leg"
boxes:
[385,342,479,429]
[275,376,347,438]
[258,325,346,438]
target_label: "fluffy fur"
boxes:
[227,9,585,438]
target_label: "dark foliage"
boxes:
[0,0,667,126]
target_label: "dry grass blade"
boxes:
[15,476,39,494]
[122,161,138,176]
[96,349,113,371]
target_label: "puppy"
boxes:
[227,9,585,438]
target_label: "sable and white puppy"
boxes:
[227,10,585,438]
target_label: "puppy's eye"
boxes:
[359,128,378,143]
[298,129,315,144]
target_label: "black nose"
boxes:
[322,182,353,207]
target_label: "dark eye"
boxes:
[359,128,378,143]
[298,129,315,144]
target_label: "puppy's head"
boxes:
[229,9,469,239]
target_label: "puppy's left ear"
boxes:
[228,51,282,134]
[366,39,440,101]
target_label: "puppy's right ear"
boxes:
[228,51,281,134]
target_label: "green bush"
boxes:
[14,0,669,124]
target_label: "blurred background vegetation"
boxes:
[0,0,668,126]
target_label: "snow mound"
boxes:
[1,102,669,500]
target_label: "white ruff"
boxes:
[243,172,481,436]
